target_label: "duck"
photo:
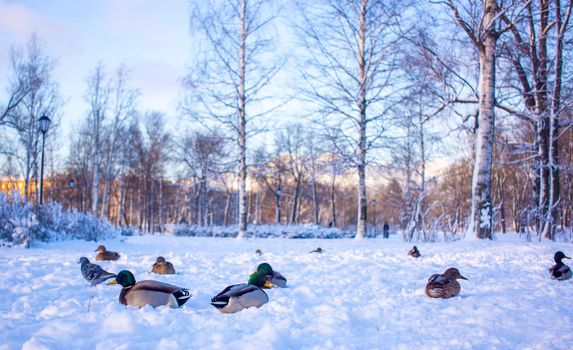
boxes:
[151,256,176,275]
[255,262,287,288]
[107,270,191,308]
[210,271,274,314]
[310,247,324,253]
[78,257,116,286]
[549,251,572,281]
[425,268,467,299]
[255,248,263,256]
[408,246,421,258]
[94,245,120,261]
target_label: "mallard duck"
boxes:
[107,270,191,308]
[425,268,467,299]
[255,262,287,288]
[210,271,274,314]
[94,245,120,261]
[78,257,116,286]
[408,246,421,258]
[151,256,176,275]
[549,251,572,281]
[310,247,323,253]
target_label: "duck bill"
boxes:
[565,256,571,259]
[264,280,277,288]
[107,279,118,285]
[459,275,468,280]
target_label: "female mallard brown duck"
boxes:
[94,245,120,261]
[425,268,467,299]
[255,262,287,288]
[151,256,176,274]
[210,271,274,314]
[107,270,191,308]
[78,257,116,286]
[408,246,421,258]
[549,251,572,281]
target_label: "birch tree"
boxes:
[83,63,137,218]
[298,0,408,238]
[441,0,515,239]
[181,0,282,238]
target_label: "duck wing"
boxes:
[551,264,572,280]
[428,274,448,284]
[211,283,260,307]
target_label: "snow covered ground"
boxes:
[1,233,572,349]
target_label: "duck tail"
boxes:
[210,296,229,309]
[173,289,192,307]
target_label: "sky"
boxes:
[0,0,461,178]
[0,0,191,149]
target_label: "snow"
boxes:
[1,233,573,349]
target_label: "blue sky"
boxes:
[0,0,191,143]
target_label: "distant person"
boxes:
[383,222,390,239]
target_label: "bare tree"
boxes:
[82,63,138,219]
[498,0,573,239]
[4,34,63,202]
[276,124,310,224]
[181,0,283,238]
[297,0,409,238]
[440,0,527,239]
[84,62,109,216]
[98,66,138,221]
[173,131,226,226]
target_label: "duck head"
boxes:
[413,246,419,252]
[155,256,166,264]
[107,270,136,287]
[95,245,107,253]
[256,262,274,276]
[554,251,571,264]
[248,271,275,288]
[444,268,467,280]
[78,256,90,265]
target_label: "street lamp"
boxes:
[38,115,51,205]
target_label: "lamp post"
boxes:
[38,115,51,205]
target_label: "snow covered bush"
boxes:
[0,192,120,246]
[172,223,355,238]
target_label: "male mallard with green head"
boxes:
[425,268,467,299]
[255,262,287,288]
[151,256,176,275]
[549,251,572,281]
[108,270,191,308]
[210,271,274,314]
[408,246,421,258]
[94,245,120,261]
[78,257,116,286]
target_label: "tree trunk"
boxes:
[224,191,232,225]
[468,0,496,240]
[290,176,301,224]
[355,0,368,239]
[330,169,337,228]
[275,192,282,224]
[237,0,248,238]
[100,176,109,221]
